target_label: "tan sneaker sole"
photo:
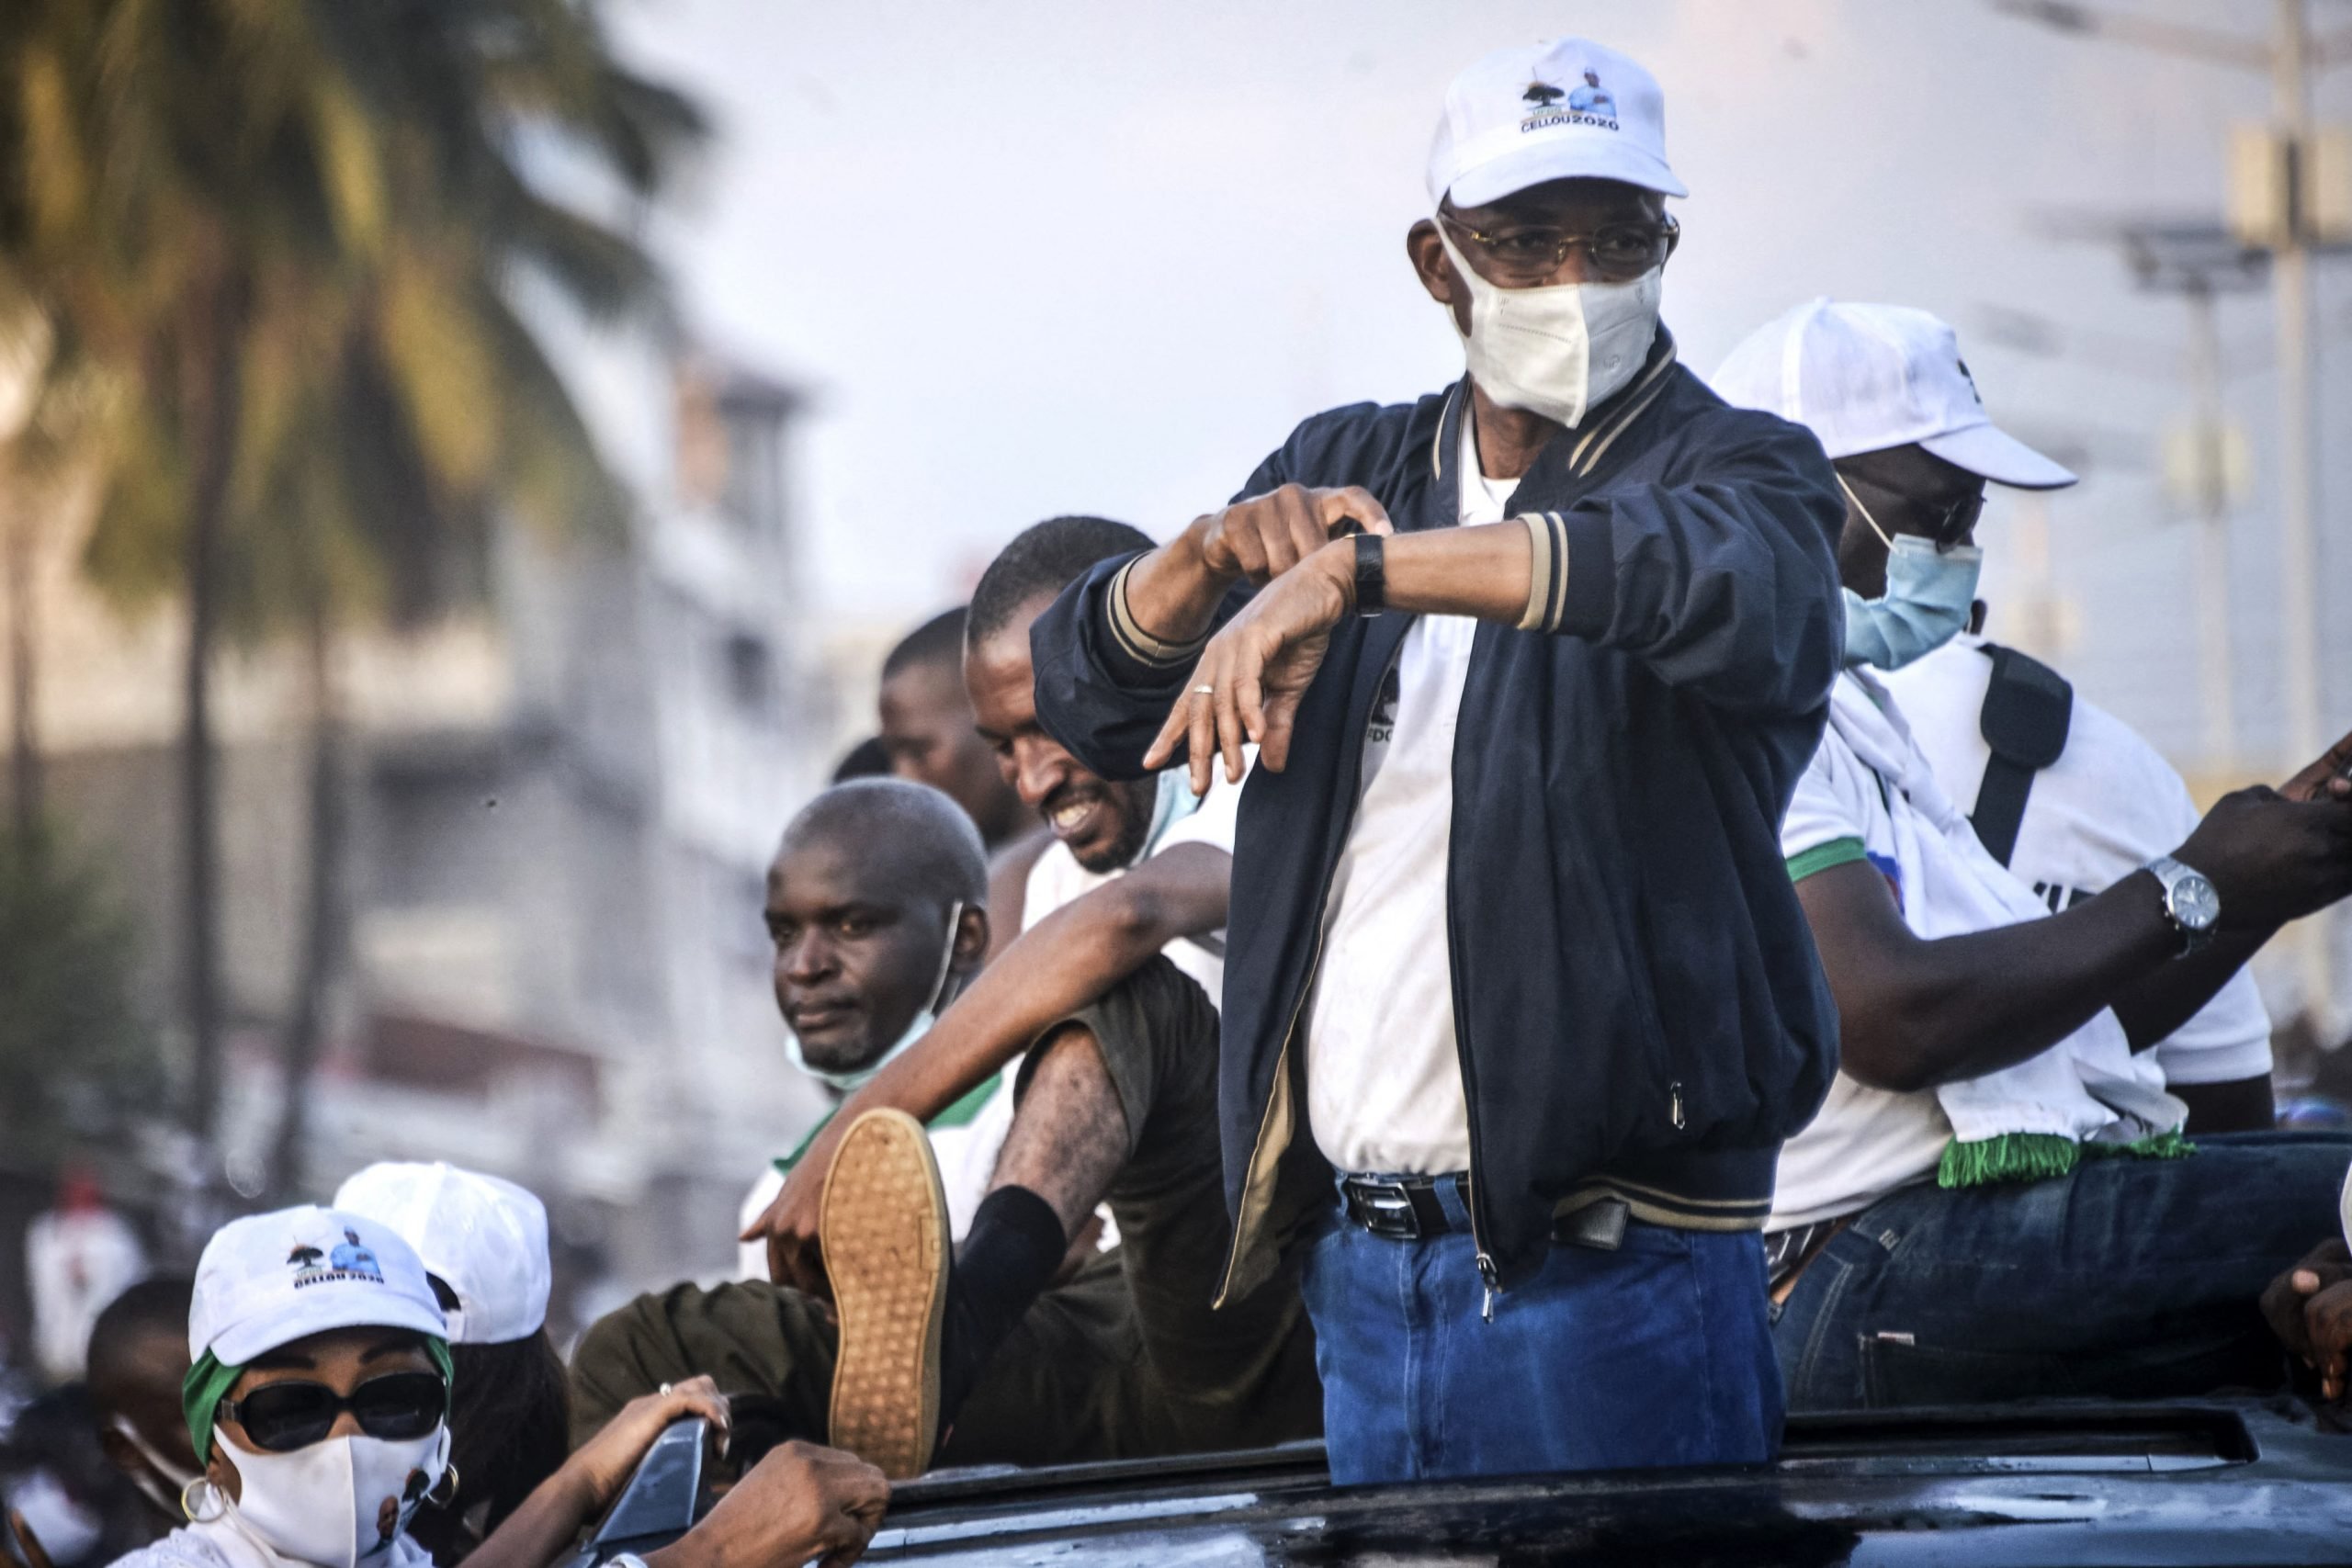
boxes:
[822,1108,948,1479]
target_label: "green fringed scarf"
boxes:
[1937,1128,2196,1190]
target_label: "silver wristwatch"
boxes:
[2144,853,2220,954]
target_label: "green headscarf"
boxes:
[184,1337,455,1465]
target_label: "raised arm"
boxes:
[746,844,1232,1294]
[1801,779,2352,1094]
[1144,424,1846,793]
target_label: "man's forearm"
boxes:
[832,854,1227,1130]
[1810,863,2183,1092]
[1120,532,1237,651]
[2110,927,2271,1053]
[1376,525,1536,624]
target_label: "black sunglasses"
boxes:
[218,1371,446,1453]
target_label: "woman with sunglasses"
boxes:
[112,1207,888,1568]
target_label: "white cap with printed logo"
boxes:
[1428,38,1687,209]
[189,1206,447,1367]
[1711,299,2076,489]
[334,1162,552,1346]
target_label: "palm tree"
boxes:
[0,0,705,1179]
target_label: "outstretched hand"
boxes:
[565,1376,733,1516]
[2281,727,2352,805]
[742,1142,836,1300]
[1144,544,1354,795]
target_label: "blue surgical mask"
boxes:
[1838,477,1982,671]
[783,899,964,1093]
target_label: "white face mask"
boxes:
[1436,224,1661,430]
[113,1414,200,1519]
[782,900,964,1093]
[215,1425,446,1568]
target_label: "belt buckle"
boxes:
[1348,1179,1420,1240]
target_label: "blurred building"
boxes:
[2,334,841,1296]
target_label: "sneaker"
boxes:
[821,1109,949,1479]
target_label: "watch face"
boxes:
[2173,874,2221,931]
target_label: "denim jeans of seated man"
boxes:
[1772,1130,2352,1412]
[1300,1177,1783,1484]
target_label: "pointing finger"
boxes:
[1186,665,1218,797]
[1142,688,1190,773]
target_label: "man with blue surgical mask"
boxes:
[1028,39,1850,1483]
[1713,300,2352,1412]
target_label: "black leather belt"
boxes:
[1339,1175,1630,1251]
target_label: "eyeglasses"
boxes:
[218,1371,446,1453]
[1437,211,1679,285]
[1839,468,1985,548]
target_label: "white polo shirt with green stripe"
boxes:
[1770,676,1961,1232]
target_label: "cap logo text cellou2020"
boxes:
[285,1229,389,1291]
[1520,69,1617,135]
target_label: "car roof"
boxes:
[584,1399,2352,1567]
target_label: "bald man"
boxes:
[731,780,1009,1261]
[572,781,1003,1442]
[571,774,1316,1470]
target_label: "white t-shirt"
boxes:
[737,768,1246,1278]
[1883,635,2271,1087]
[1306,420,1514,1175]
[1772,682,1960,1229]
[1772,669,2188,1230]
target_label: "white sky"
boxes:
[607,0,2351,772]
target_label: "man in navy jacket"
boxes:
[1032,38,1847,1483]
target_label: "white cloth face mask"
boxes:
[217,1425,446,1568]
[1436,224,1660,430]
[782,899,965,1093]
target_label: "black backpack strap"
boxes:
[1970,642,2073,867]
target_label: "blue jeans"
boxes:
[1300,1178,1783,1484]
[1773,1131,2352,1411]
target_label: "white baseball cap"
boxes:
[1711,299,2076,490]
[1428,38,1687,210]
[334,1162,552,1346]
[190,1206,447,1367]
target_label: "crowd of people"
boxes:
[8,28,2352,1568]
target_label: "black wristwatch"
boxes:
[1353,532,1386,618]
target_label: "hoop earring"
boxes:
[182,1479,227,1524]
[425,1463,461,1509]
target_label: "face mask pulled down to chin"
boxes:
[214,1426,446,1568]
[782,900,965,1093]
[1436,225,1660,430]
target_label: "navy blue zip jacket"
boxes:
[1033,336,1847,1294]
